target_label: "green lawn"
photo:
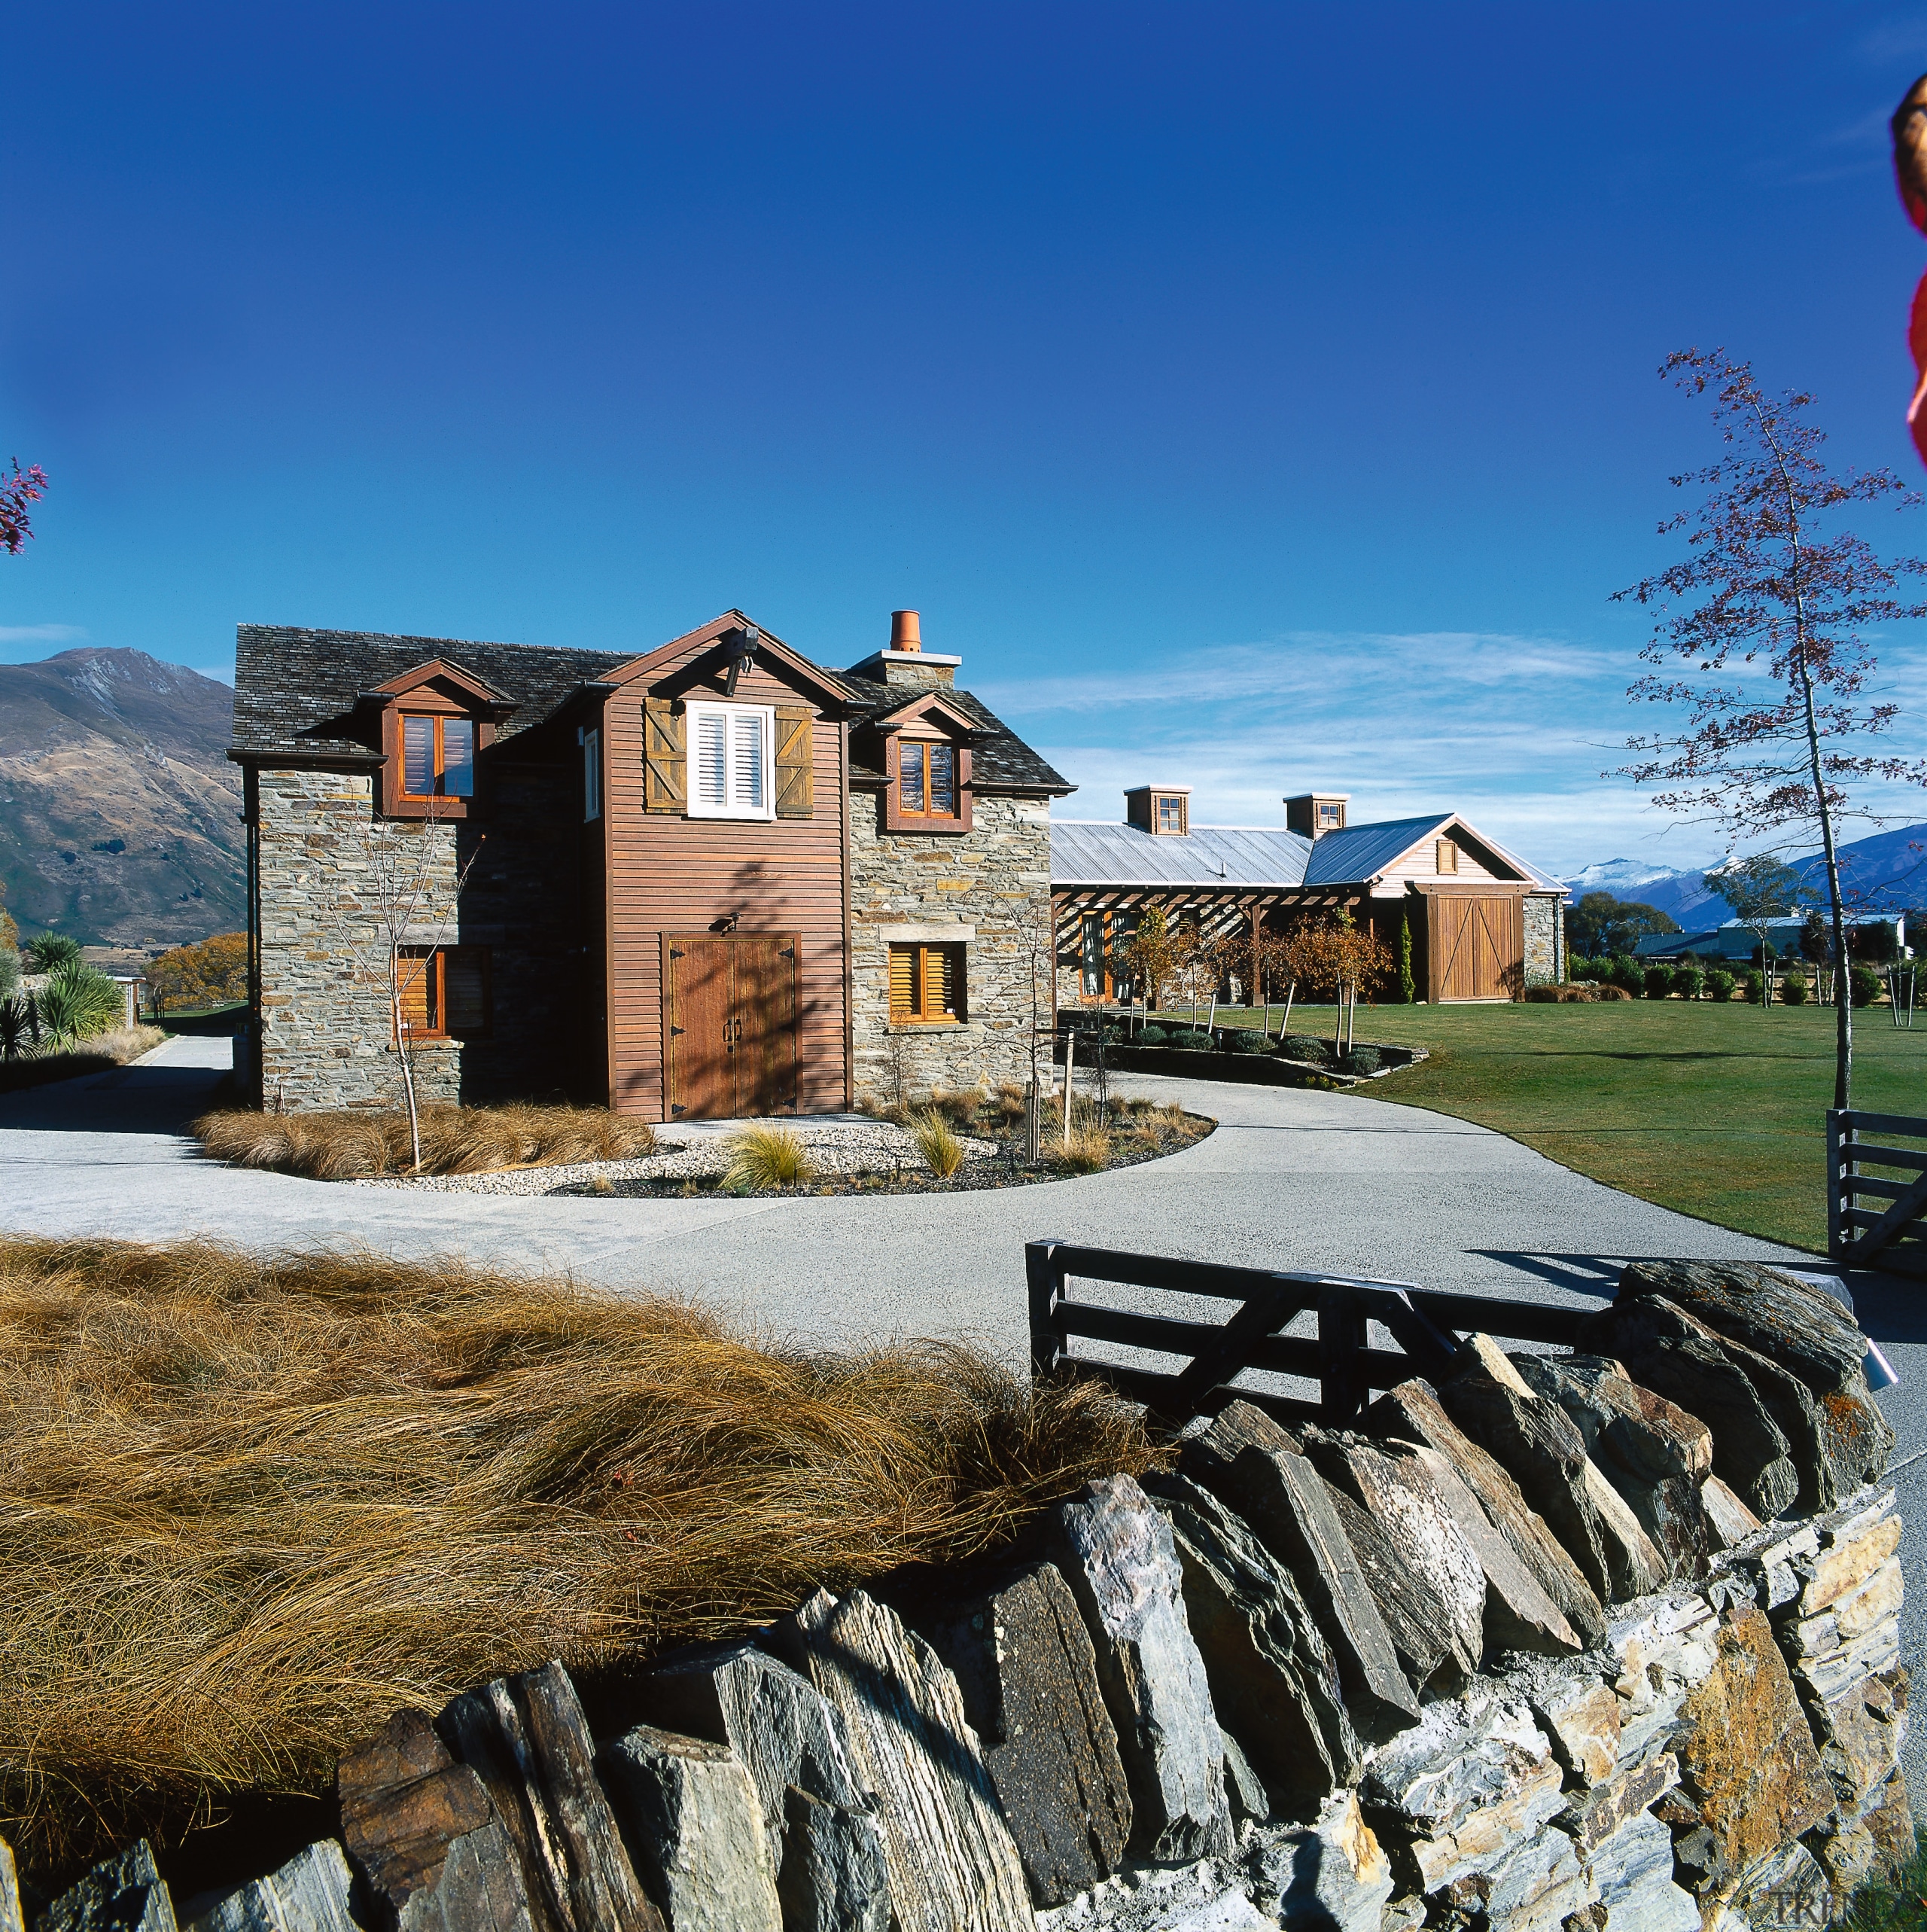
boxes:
[1155,999,1927,1254]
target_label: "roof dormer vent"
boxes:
[1125,785,1190,836]
[1285,791,1350,840]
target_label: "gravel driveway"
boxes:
[5,1033,1920,1812]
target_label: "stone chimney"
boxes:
[848,608,960,688]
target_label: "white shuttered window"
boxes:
[686,702,774,820]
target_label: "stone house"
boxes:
[1052,785,1567,1005]
[228,610,1070,1117]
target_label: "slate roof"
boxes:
[230,625,632,762]
[838,672,1073,794]
[230,623,1074,797]
[1051,820,1313,888]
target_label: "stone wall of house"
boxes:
[1524,894,1561,986]
[254,762,591,1112]
[849,789,1054,1106]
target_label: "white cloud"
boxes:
[0,623,87,643]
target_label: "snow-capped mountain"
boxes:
[1569,825,1927,927]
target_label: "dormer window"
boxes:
[1156,794,1186,834]
[1317,800,1343,831]
[900,741,957,817]
[400,715,476,800]
[372,657,504,818]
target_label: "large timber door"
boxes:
[662,934,799,1118]
[1427,894,1524,1002]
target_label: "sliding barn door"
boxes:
[1428,894,1524,1002]
[663,934,799,1118]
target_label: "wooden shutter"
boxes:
[889,944,915,1017]
[775,707,814,817]
[933,944,958,1018]
[445,949,489,1035]
[644,698,686,813]
[397,949,437,1038]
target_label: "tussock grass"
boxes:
[0,1236,1155,1882]
[193,1103,659,1178]
[1055,1126,1113,1174]
[721,1123,811,1190]
[910,1109,965,1178]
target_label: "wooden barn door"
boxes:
[663,934,799,1118]
[1428,894,1524,1002]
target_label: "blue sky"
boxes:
[6,3,1927,873]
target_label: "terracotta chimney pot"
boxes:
[890,610,921,653]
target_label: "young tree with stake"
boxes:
[1615,350,1927,1107]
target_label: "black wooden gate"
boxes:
[1828,1109,1927,1276]
[1027,1239,1586,1429]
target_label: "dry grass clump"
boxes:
[0,1236,1155,1882]
[193,1103,659,1178]
[89,1024,168,1063]
[721,1123,811,1190]
[910,1109,965,1178]
[1055,1126,1113,1175]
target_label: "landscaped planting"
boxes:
[0,1235,1155,1886]
[192,1101,662,1178]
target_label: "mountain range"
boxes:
[1566,823,1927,929]
[0,648,245,949]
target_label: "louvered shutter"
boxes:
[775,707,814,817]
[933,944,957,1017]
[889,944,915,1018]
[644,698,686,813]
[445,949,489,1035]
[397,949,437,1037]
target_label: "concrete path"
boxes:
[3,1038,1920,1809]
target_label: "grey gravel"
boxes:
[352,1120,1001,1197]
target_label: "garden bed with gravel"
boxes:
[370,1099,1216,1199]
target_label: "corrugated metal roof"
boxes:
[1301,815,1451,885]
[1055,810,1568,894]
[1050,820,1312,888]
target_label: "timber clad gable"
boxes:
[231,608,1071,1119]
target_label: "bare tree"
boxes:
[1615,349,1927,1107]
[329,803,484,1171]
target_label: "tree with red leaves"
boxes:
[0,460,47,555]
[1614,349,1927,1107]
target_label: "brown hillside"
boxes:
[0,648,243,948]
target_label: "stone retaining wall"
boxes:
[14,1263,1910,1932]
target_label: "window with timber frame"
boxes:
[889,942,966,1025]
[400,715,476,800]
[397,946,492,1041]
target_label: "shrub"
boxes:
[1607,955,1644,995]
[1592,983,1633,1001]
[0,946,16,1004]
[35,962,123,1047]
[1642,965,1676,1001]
[0,1235,1156,1879]
[909,1110,964,1179]
[1280,1035,1330,1063]
[0,999,28,1062]
[723,1123,811,1190]
[1341,1047,1382,1076]
[1780,971,1810,1007]
[1851,964,1882,1009]
[1056,1126,1112,1174]
[196,1104,660,1178]
[23,932,82,974]
[1134,1024,1168,1046]
[1705,968,1736,1002]
[1166,1028,1213,1050]
[1223,1028,1272,1053]
[1742,969,1764,1004]
[1672,963,1704,1001]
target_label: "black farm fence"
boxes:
[1026,1239,1585,1431]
